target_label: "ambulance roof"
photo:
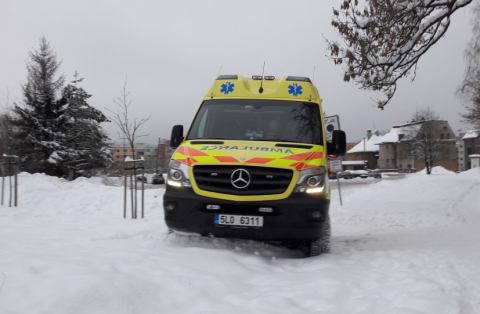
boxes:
[204,75,321,102]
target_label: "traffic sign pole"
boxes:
[337,177,342,206]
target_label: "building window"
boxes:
[446,133,450,139]
[386,159,390,164]
[441,134,444,139]
[407,164,412,169]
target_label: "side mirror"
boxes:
[328,130,346,156]
[170,125,184,148]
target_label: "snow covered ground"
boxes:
[1,168,479,313]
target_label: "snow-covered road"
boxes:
[0,168,479,313]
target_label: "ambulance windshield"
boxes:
[186,99,323,145]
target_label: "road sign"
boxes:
[327,155,339,159]
[328,159,343,173]
[324,115,340,142]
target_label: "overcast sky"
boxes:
[0,0,475,145]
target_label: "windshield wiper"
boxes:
[254,139,293,142]
[189,137,228,140]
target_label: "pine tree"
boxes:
[12,38,112,178]
[12,37,66,176]
[58,76,112,179]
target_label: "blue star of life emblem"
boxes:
[220,82,235,95]
[288,83,303,97]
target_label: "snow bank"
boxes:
[0,171,479,313]
[417,166,455,174]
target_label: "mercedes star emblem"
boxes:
[231,169,251,189]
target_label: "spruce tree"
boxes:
[12,38,112,178]
[12,37,66,176]
[58,77,112,179]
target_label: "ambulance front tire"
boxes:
[307,215,331,257]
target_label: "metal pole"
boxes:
[130,168,134,219]
[1,164,4,206]
[336,176,343,206]
[123,170,127,218]
[14,164,17,207]
[134,164,137,219]
[8,163,12,208]
[141,166,145,218]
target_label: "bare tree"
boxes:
[459,0,480,129]
[327,0,473,109]
[107,78,150,161]
[404,107,448,174]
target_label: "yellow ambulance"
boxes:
[164,75,346,256]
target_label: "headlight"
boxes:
[167,160,192,188]
[294,166,326,193]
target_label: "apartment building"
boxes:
[136,143,159,172]
[111,146,138,164]
[376,120,457,172]
[158,139,174,173]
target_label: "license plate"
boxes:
[214,214,263,227]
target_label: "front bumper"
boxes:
[163,187,330,242]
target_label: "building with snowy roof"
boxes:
[456,132,466,172]
[376,120,457,172]
[345,130,381,170]
[461,130,480,170]
[470,154,480,169]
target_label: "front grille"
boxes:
[193,165,293,195]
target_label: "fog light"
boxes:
[182,181,192,188]
[165,203,175,212]
[206,204,221,210]
[307,177,318,186]
[259,207,273,213]
[172,170,182,180]
[312,211,322,219]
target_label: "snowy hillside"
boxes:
[1,168,479,313]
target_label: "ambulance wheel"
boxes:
[307,215,331,257]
